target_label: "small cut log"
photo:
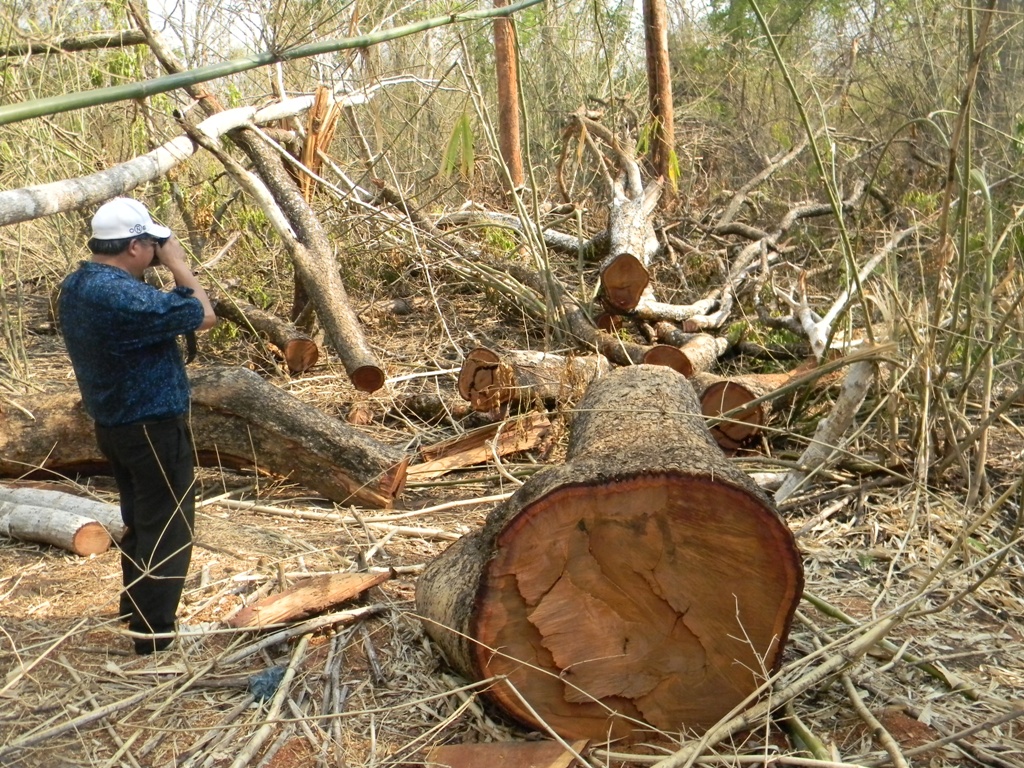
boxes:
[642,334,728,378]
[230,570,392,629]
[214,296,319,373]
[0,485,125,542]
[0,501,111,556]
[457,347,610,412]
[694,371,792,452]
[417,365,803,740]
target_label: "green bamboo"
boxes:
[0,0,543,127]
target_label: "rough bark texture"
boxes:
[214,296,320,373]
[0,501,111,556]
[417,365,803,740]
[0,486,125,542]
[458,348,610,412]
[493,0,524,189]
[0,367,407,508]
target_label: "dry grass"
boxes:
[2,233,1024,768]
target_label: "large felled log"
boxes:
[0,485,126,541]
[214,296,319,373]
[416,365,803,740]
[457,347,610,412]
[0,501,111,556]
[0,367,407,508]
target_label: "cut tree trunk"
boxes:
[0,486,125,541]
[0,367,407,508]
[693,372,792,452]
[458,347,610,412]
[214,296,320,373]
[0,501,111,556]
[416,365,803,741]
[642,334,728,378]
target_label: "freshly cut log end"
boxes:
[70,522,113,556]
[457,348,507,412]
[642,344,692,376]
[417,365,803,741]
[351,365,385,393]
[698,372,791,450]
[600,254,649,312]
[0,502,112,557]
[700,380,765,445]
[283,338,319,374]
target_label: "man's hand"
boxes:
[154,235,188,269]
[153,235,217,331]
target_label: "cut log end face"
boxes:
[600,254,649,312]
[642,345,693,377]
[351,365,385,393]
[473,474,801,740]
[701,381,764,447]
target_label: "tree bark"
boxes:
[229,570,392,629]
[416,365,803,740]
[0,486,125,542]
[0,501,111,557]
[457,347,610,412]
[643,0,675,184]
[493,0,524,190]
[0,367,408,508]
[214,296,320,374]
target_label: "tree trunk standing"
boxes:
[0,367,408,508]
[417,366,803,740]
[493,0,524,190]
[643,0,675,185]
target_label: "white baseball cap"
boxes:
[90,198,172,241]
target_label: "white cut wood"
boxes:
[0,501,111,556]
[0,487,125,541]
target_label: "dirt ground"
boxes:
[2,276,1023,768]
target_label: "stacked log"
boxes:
[417,365,803,740]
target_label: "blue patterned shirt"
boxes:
[59,261,205,427]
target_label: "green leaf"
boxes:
[442,111,474,180]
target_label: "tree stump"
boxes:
[416,365,803,741]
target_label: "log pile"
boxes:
[416,365,804,740]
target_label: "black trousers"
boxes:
[96,416,195,653]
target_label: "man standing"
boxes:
[59,198,216,654]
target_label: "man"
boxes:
[59,197,216,654]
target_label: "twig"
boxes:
[840,672,910,768]
[228,633,311,768]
